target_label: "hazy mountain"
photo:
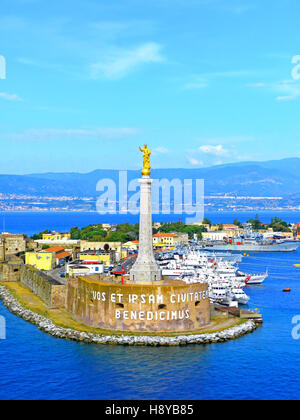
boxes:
[1,158,300,198]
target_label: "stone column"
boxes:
[130,176,162,283]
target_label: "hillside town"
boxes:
[1,193,300,212]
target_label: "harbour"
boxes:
[0,243,299,400]
[0,211,300,399]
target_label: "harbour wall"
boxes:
[0,284,258,346]
[67,277,210,333]
[20,266,66,308]
[0,261,66,308]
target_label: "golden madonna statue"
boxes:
[139,144,151,176]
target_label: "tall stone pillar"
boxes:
[130,176,162,283]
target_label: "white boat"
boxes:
[230,288,250,305]
[209,283,231,305]
[158,247,265,307]
[237,271,268,285]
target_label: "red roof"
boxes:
[44,246,65,253]
[153,233,177,237]
[56,251,71,260]
[80,261,102,265]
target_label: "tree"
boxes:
[70,227,81,240]
[269,217,291,232]
[202,218,211,226]
[197,232,203,240]
[233,219,241,227]
[31,229,51,240]
[247,215,262,230]
[106,231,132,243]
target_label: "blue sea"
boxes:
[0,211,300,400]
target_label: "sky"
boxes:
[0,0,300,174]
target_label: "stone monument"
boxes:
[66,145,210,333]
[129,145,162,283]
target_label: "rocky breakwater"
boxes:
[0,285,259,346]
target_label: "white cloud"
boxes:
[17,57,63,72]
[201,136,252,145]
[247,82,267,88]
[199,144,229,156]
[90,42,164,80]
[248,79,300,101]
[274,80,300,101]
[183,81,208,90]
[276,95,297,102]
[0,92,23,102]
[188,157,204,166]
[183,70,256,90]
[1,17,164,80]
[153,146,170,154]
[0,127,140,141]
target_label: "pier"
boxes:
[214,303,263,324]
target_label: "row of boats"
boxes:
[156,249,268,306]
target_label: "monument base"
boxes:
[67,276,210,333]
[130,262,162,283]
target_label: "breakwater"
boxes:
[0,285,258,346]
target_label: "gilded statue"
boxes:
[139,144,151,176]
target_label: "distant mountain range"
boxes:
[1,158,300,199]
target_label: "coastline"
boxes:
[0,284,259,346]
[1,209,300,213]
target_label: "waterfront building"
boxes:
[0,233,26,256]
[189,219,210,229]
[0,238,4,262]
[25,246,71,270]
[202,231,228,241]
[80,241,122,262]
[171,232,189,245]
[153,222,162,230]
[124,234,187,252]
[152,233,178,250]
[25,251,56,271]
[42,231,71,241]
[222,224,244,238]
[78,250,115,267]
[35,239,79,247]
[67,261,104,277]
[123,240,139,251]
[209,225,221,232]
